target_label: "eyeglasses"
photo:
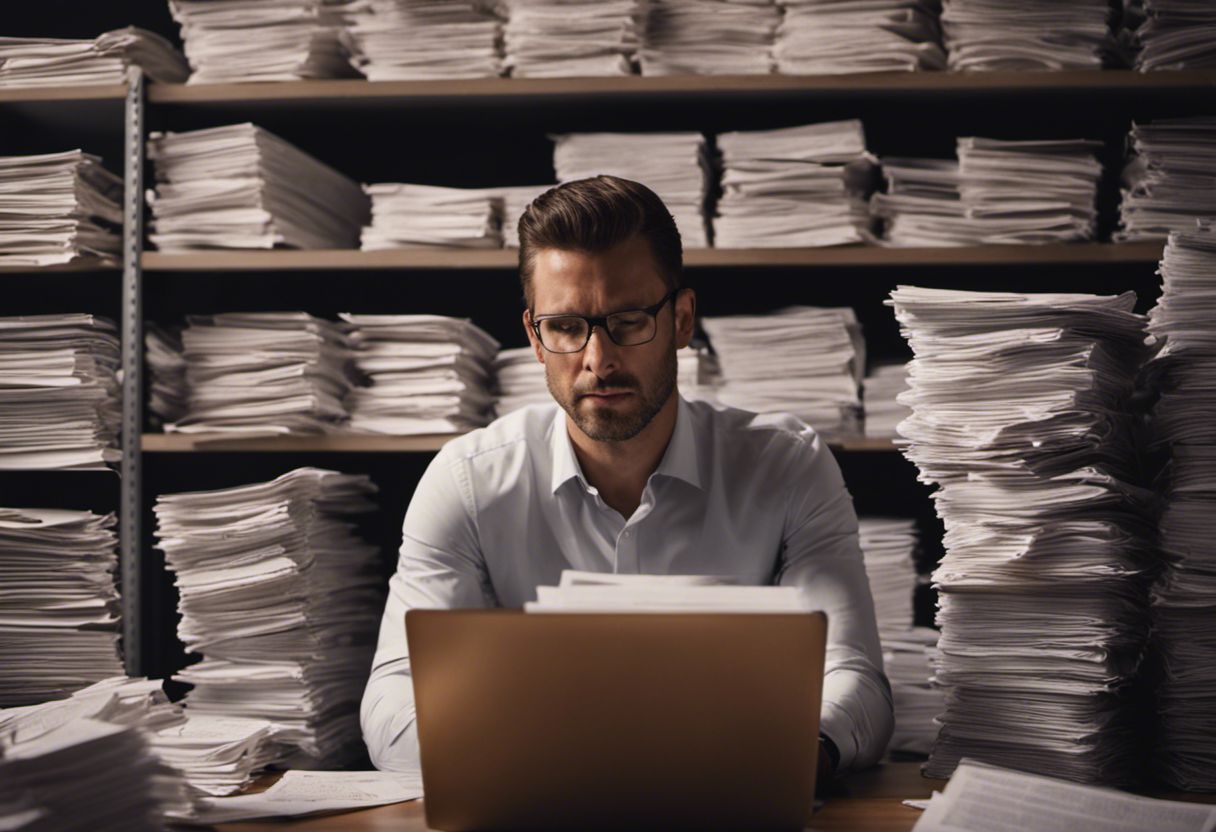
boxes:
[531,290,679,354]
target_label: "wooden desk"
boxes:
[216,762,946,832]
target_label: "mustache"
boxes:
[574,374,640,398]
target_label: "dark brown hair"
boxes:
[517,175,683,307]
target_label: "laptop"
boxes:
[406,609,828,831]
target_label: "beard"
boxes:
[546,348,678,443]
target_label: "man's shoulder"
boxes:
[685,397,823,457]
[438,403,560,466]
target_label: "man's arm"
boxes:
[361,446,496,771]
[775,431,894,774]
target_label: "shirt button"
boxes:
[623,529,632,538]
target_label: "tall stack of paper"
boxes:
[0,314,121,470]
[640,0,778,75]
[863,362,910,438]
[155,468,381,766]
[147,123,369,251]
[493,346,550,416]
[889,285,1151,784]
[497,184,555,248]
[343,0,503,80]
[0,509,123,707]
[774,0,946,74]
[526,570,806,612]
[165,312,356,435]
[361,184,503,249]
[940,0,1115,70]
[714,120,875,248]
[701,307,863,438]
[1131,0,1216,71]
[504,0,642,77]
[1144,223,1216,792]
[169,0,357,83]
[146,325,188,429]
[0,28,188,88]
[552,132,711,247]
[1117,117,1216,242]
[340,314,500,434]
[0,150,122,267]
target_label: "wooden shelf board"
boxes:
[146,71,1216,104]
[0,258,120,274]
[0,84,127,103]
[141,242,1163,272]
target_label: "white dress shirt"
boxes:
[361,395,893,773]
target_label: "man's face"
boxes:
[523,235,695,443]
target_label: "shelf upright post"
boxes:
[121,67,146,676]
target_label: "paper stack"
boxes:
[169,0,357,83]
[165,312,356,435]
[774,0,946,74]
[1117,117,1216,242]
[497,184,554,248]
[678,344,720,403]
[700,306,864,438]
[552,132,711,247]
[868,156,966,246]
[0,28,188,88]
[0,150,122,268]
[888,285,1151,784]
[361,184,503,249]
[147,123,369,251]
[863,362,910,438]
[344,0,503,80]
[493,346,550,416]
[526,569,805,612]
[145,325,188,429]
[0,509,123,707]
[155,468,381,767]
[639,0,778,75]
[1144,223,1216,792]
[714,120,875,248]
[940,0,1115,70]
[0,314,121,470]
[1131,0,1216,71]
[504,0,641,78]
[341,314,500,434]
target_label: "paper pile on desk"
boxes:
[863,362,910,438]
[775,0,945,74]
[1144,223,1216,792]
[1130,0,1216,71]
[0,28,187,88]
[940,0,1115,71]
[170,0,358,83]
[639,0,778,75]
[1117,117,1216,242]
[341,314,499,434]
[147,123,369,251]
[504,0,641,78]
[0,314,121,470]
[155,468,381,767]
[361,184,503,249]
[889,285,1152,784]
[701,306,863,438]
[527,570,805,612]
[189,769,424,824]
[344,0,503,80]
[0,150,122,268]
[552,131,711,247]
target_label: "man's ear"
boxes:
[523,309,545,364]
[674,288,696,350]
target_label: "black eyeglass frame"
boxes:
[529,289,682,354]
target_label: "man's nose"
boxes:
[582,326,621,376]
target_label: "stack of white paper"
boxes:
[504,0,641,78]
[0,28,188,88]
[497,184,555,248]
[155,468,381,767]
[774,0,946,74]
[0,509,123,707]
[859,517,918,638]
[0,314,121,470]
[145,325,188,429]
[147,123,369,251]
[1117,117,1216,242]
[552,132,711,247]
[361,184,503,249]
[940,0,1115,70]
[678,344,720,403]
[701,306,864,438]
[169,0,358,83]
[527,569,805,612]
[869,156,966,246]
[884,627,942,756]
[889,285,1151,784]
[493,346,550,416]
[714,120,875,248]
[344,0,503,80]
[1131,0,1216,72]
[341,314,500,434]
[640,0,778,75]
[863,362,910,438]
[165,312,357,435]
[0,150,122,268]
[1144,223,1216,792]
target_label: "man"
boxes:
[361,175,893,778]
